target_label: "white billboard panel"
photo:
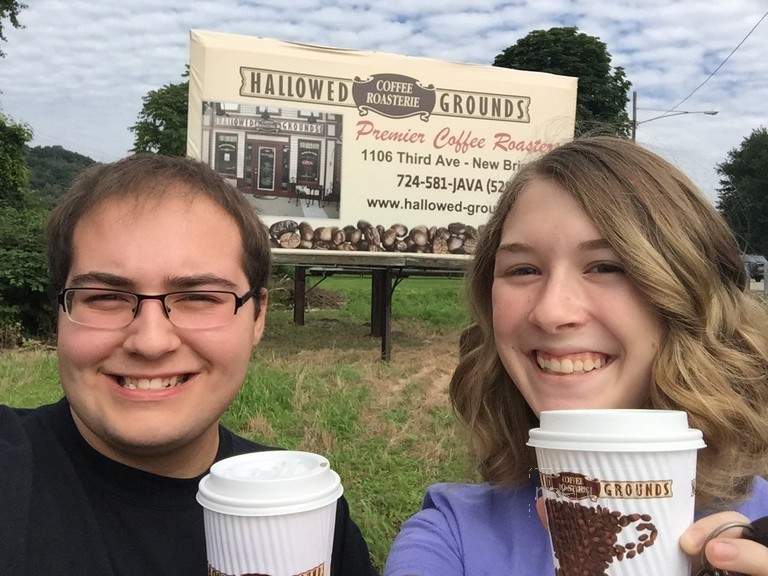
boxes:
[188,30,576,256]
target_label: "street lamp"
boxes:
[631,91,718,141]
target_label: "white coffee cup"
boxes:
[528,410,705,576]
[197,450,343,576]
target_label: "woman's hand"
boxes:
[680,511,768,575]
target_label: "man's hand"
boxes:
[679,511,768,575]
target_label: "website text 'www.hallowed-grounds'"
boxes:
[366,197,495,217]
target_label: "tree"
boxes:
[130,73,188,156]
[0,112,31,208]
[0,202,51,342]
[0,0,25,57]
[493,27,632,137]
[716,127,768,255]
[0,113,51,343]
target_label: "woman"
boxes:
[385,137,768,575]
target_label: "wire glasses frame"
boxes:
[58,287,257,330]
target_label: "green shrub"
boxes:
[0,204,54,341]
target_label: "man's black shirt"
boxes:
[0,399,377,575]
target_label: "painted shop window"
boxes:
[215,133,238,176]
[298,139,320,184]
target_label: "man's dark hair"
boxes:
[47,154,272,300]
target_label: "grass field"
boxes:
[0,276,477,569]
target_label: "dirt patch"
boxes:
[269,277,345,309]
[306,287,345,309]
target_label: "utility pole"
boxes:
[631,91,637,142]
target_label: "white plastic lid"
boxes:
[527,410,706,452]
[197,451,343,516]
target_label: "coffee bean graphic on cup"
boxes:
[545,500,658,575]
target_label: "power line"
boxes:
[662,10,768,117]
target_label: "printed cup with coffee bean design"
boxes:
[528,410,705,576]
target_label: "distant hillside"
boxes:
[25,145,97,207]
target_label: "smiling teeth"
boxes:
[121,375,187,390]
[536,353,608,374]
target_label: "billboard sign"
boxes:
[188,30,576,257]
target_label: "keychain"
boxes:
[695,516,768,576]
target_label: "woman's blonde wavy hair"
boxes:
[451,136,768,507]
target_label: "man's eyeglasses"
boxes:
[58,288,256,330]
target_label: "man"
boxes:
[0,155,377,575]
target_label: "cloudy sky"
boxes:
[0,0,765,202]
